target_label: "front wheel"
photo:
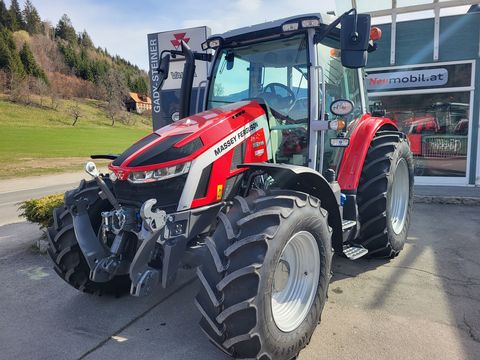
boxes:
[195,189,333,360]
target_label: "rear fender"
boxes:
[338,115,398,191]
[240,163,343,252]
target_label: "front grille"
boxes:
[113,175,187,212]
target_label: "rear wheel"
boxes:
[357,130,414,258]
[195,189,333,360]
[47,179,131,296]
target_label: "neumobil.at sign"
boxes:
[367,68,448,91]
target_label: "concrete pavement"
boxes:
[0,204,479,360]
[414,185,480,205]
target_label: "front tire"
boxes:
[195,189,333,360]
[357,130,414,258]
[47,179,131,296]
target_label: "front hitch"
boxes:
[129,199,167,296]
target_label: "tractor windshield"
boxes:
[207,34,309,123]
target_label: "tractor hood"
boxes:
[109,101,267,180]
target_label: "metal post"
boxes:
[308,29,319,172]
[390,0,397,65]
[433,0,441,61]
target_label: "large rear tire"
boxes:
[46,179,131,296]
[357,130,414,258]
[195,189,333,360]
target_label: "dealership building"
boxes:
[356,1,480,186]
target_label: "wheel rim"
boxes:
[390,158,410,235]
[271,231,320,332]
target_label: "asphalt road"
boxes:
[0,170,107,226]
[0,183,79,226]
[1,203,479,360]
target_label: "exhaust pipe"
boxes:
[179,40,195,119]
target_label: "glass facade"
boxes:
[367,62,473,179]
[370,92,470,177]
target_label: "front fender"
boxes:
[240,163,344,252]
[338,115,398,191]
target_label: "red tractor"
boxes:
[47,9,414,360]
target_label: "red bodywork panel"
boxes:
[109,101,268,210]
[110,101,266,174]
[338,114,398,191]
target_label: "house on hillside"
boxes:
[125,92,152,114]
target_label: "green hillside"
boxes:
[0,97,150,178]
[0,0,153,179]
[0,0,149,98]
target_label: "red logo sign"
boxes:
[170,33,190,49]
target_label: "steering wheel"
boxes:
[263,83,296,109]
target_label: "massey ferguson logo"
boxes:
[170,33,190,49]
[214,122,259,157]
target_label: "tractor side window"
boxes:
[207,53,250,108]
[316,42,363,173]
[316,43,362,119]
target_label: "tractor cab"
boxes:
[200,12,373,174]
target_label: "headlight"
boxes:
[128,162,191,184]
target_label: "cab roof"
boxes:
[208,13,336,45]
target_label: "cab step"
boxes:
[341,219,357,243]
[342,220,356,231]
[342,244,368,260]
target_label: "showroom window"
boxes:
[367,61,474,184]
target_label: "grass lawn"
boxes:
[0,96,151,179]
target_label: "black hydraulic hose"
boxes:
[179,40,195,119]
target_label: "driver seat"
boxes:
[265,106,282,163]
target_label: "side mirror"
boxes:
[340,14,371,68]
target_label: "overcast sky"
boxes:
[5,0,472,70]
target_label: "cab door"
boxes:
[313,41,365,175]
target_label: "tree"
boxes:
[23,0,41,34]
[31,76,49,106]
[19,42,47,82]
[78,47,93,81]
[130,76,148,95]
[0,36,11,69]
[69,101,82,125]
[0,1,8,30]
[6,0,25,31]
[10,73,29,104]
[78,30,93,48]
[0,28,25,77]
[58,42,77,69]
[0,68,8,91]
[102,68,127,126]
[55,14,76,43]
